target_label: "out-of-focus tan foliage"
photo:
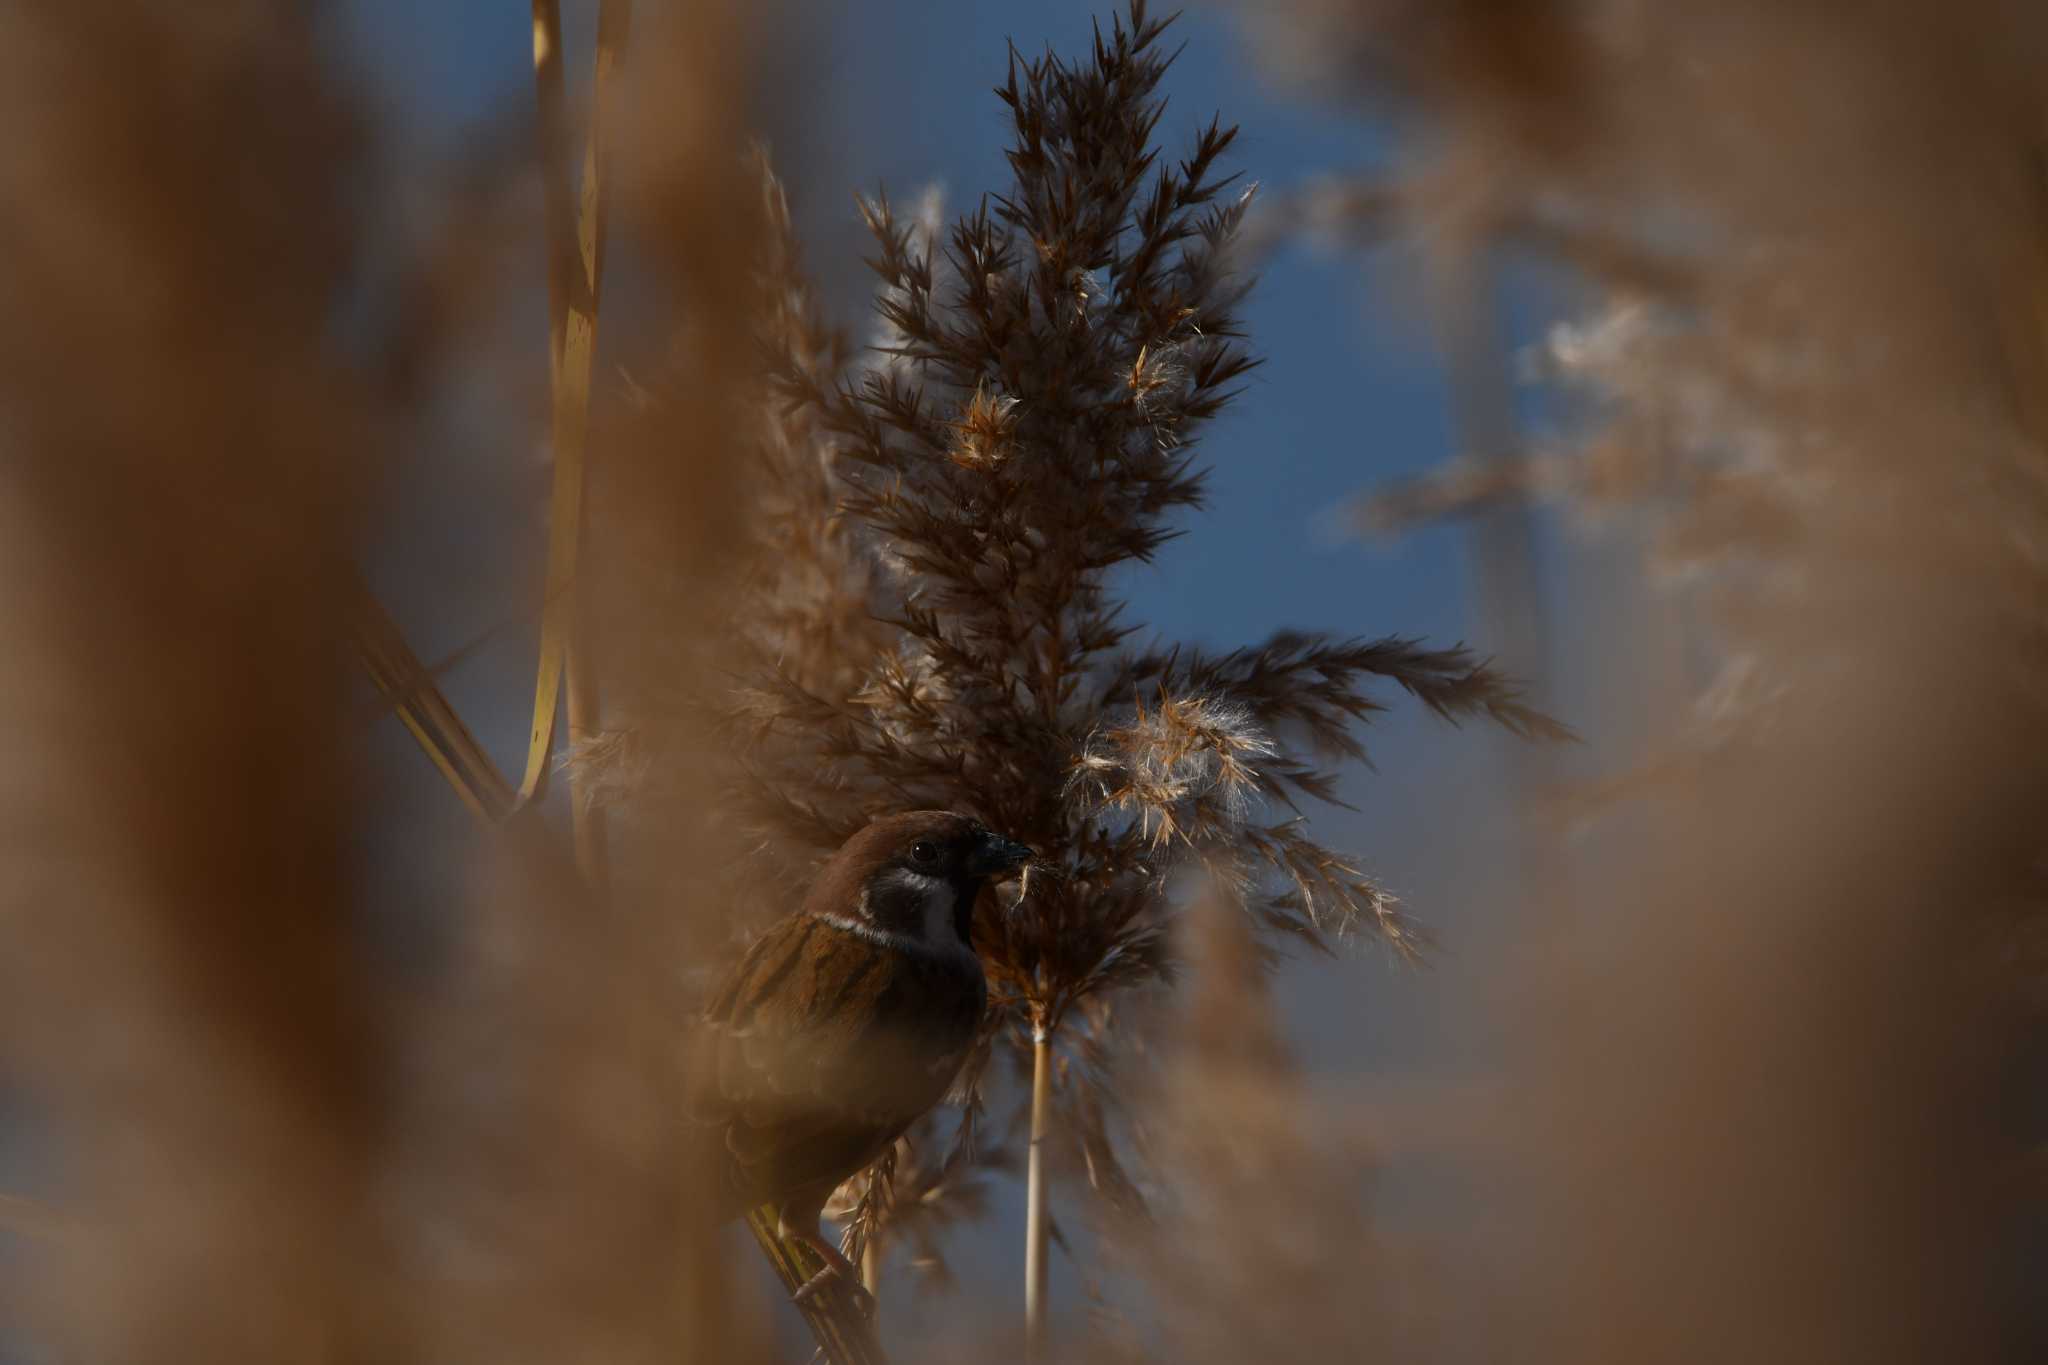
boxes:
[1114,890,1397,1361]
[0,8,377,1361]
[0,3,773,1363]
[1206,0,2048,1359]
[1265,0,2048,702]
[394,3,779,1356]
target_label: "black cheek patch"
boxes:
[865,867,929,938]
[951,883,978,948]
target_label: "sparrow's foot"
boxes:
[790,1260,875,1319]
[784,1230,875,1319]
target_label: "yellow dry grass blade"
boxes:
[519,0,576,816]
[347,580,516,822]
[559,0,632,885]
[521,0,626,885]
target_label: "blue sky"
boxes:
[334,0,1593,1343]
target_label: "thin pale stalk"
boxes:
[1025,1023,1052,1361]
[1429,251,1564,901]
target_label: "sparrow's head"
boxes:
[803,810,1033,953]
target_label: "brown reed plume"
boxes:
[619,3,1569,1351]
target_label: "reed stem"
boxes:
[1025,1023,1052,1361]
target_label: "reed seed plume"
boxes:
[538,5,1561,1348]
[624,2,1561,1334]
[723,0,1548,1013]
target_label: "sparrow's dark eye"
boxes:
[909,839,939,867]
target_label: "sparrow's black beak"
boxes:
[966,830,1033,879]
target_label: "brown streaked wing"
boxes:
[693,914,982,1215]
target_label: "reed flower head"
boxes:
[687,3,1559,1275]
